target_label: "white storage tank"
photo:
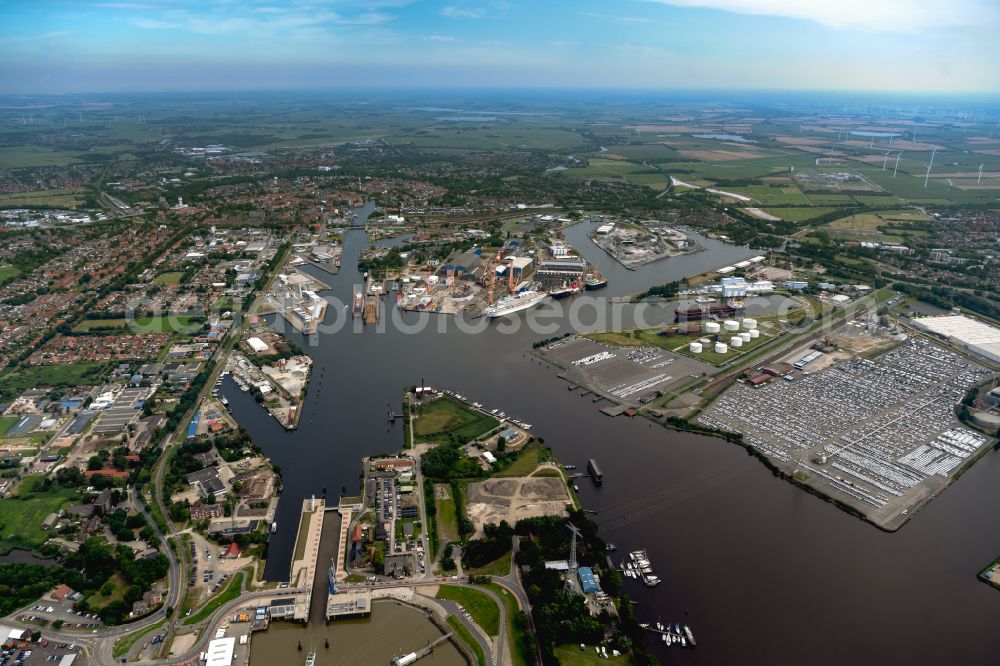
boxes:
[748,329,760,339]
[730,337,743,348]
[742,318,758,330]
[723,320,740,332]
[703,321,721,334]
[715,342,728,354]
[689,342,703,354]
[699,337,711,344]
[739,332,752,342]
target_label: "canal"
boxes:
[224,207,1000,665]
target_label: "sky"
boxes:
[0,0,998,94]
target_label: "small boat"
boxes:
[304,651,316,666]
[684,625,696,647]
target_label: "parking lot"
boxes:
[698,338,994,529]
[13,596,103,632]
[539,336,714,405]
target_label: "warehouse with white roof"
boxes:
[911,314,1000,365]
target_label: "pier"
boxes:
[391,632,454,665]
[587,458,603,484]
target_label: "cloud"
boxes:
[441,5,485,19]
[641,0,998,32]
[425,34,461,42]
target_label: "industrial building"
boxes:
[205,637,235,666]
[535,257,587,289]
[911,314,1000,365]
[577,566,600,594]
[326,588,372,620]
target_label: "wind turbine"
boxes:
[923,148,938,189]
[978,164,984,184]
[882,150,892,171]
[892,151,902,178]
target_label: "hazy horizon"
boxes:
[1,0,998,95]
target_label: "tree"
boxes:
[496,436,506,453]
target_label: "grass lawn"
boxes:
[435,486,460,543]
[113,619,165,658]
[153,272,185,286]
[759,206,839,222]
[413,395,499,443]
[483,582,529,666]
[436,585,500,636]
[496,442,549,478]
[87,573,129,610]
[0,362,109,400]
[447,615,486,666]
[0,415,19,437]
[292,510,312,562]
[75,315,203,334]
[553,644,629,664]
[465,551,512,577]
[0,475,78,552]
[0,266,20,286]
[183,572,243,625]
[585,331,644,347]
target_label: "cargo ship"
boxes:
[483,290,548,318]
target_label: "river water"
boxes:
[225,205,1000,665]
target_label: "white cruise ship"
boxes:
[483,290,548,318]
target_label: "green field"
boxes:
[75,315,203,334]
[495,442,548,478]
[465,550,512,577]
[435,485,460,543]
[183,572,244,625]
[0,415,19,438]
[0,188,88,209]
[553,644,629,664]
[153,272,185,286]
[0,266,21,286]
[113,619,166,658]
[87,572,129,610]
[0,475,79,553]
[759,206,840,222]
[436,585,500,636]
[0,362,109,399]
[413,395,499,443]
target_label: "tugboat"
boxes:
[549,281,581,299]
